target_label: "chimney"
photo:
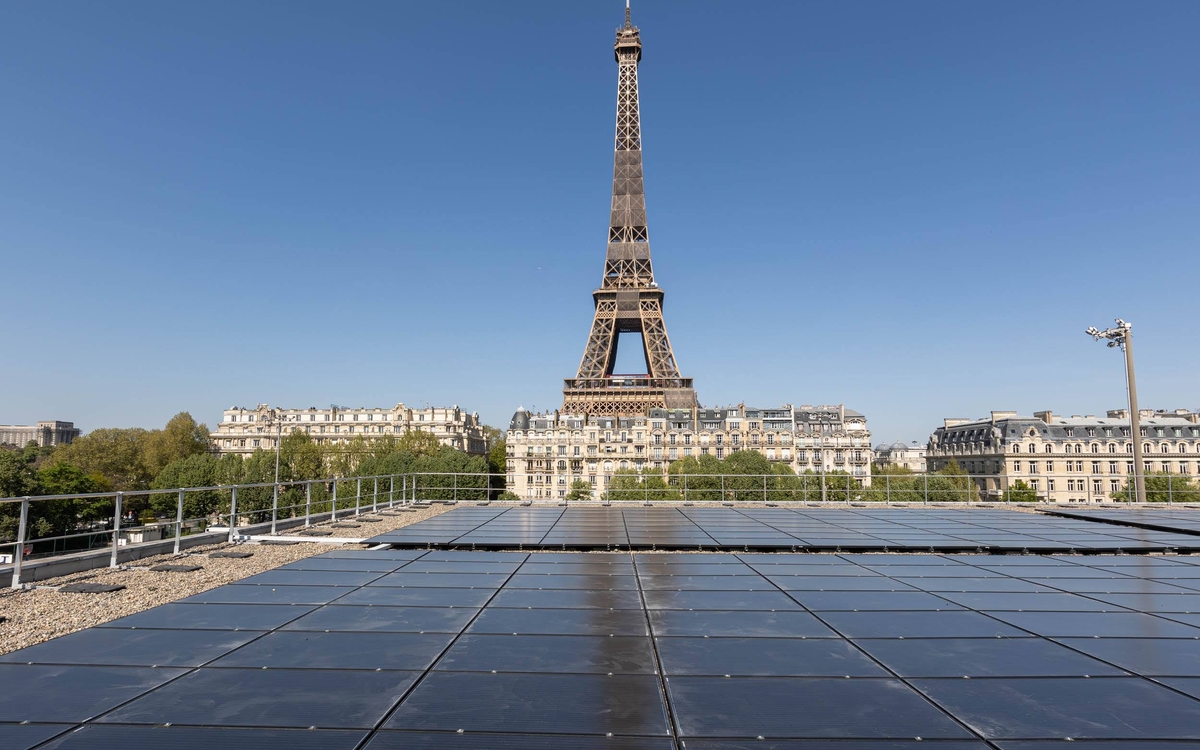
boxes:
[990,411,1017,422]
[1033,411,1053,424]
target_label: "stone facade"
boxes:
[211,404,488,457]
[506,404,872,500]
[926,409,1200,503]
[875,441,927,472]
[0,420,81,448]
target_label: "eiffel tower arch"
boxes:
[562,4,697,417]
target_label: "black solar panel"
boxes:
[366,506,1200,552]
[1048,508,1200,537]
[6,547,1200,746]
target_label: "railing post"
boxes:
[389,476,395,508]
[11,498,30,588]
[110,492,123,568]
[174,489,184,555]
[846,473,851,504]
[453,474,458,504]
[718,475,722,504]
[1168,474,1173,504]
[355,477,362,516]
[763,474,768,503]
[305,482,312,527]
[923,473,929,505]
[228,486,239,542]
[886,475,891,504]
[332,479,339,522]
[271,483,279,534]
[373,477,379,512]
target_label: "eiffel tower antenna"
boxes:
[562,3,697,417]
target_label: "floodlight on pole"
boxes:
[1086,319,1146,504]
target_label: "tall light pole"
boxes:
[1086,319,1146,504]
[268,407,283,485]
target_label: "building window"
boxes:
[1093,479,1103,493]
[1013,461,1021,472]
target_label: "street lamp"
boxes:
[265,407,283,485]
[1086,319,1146,504]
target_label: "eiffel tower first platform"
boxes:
[562,4,697,417]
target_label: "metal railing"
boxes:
[4,469,1198,586]
[415,470,1200,506]
[0,472,417,588]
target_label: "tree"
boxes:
[604,469,648,502]
[1110,472,1200,503]
[566,479,593,501]
[925,460,979,503]
[667,454,723,501]
[142,412,210,477]
[1004,480,1039,503]
[50,427,152,491]
[488,438,507,476]
[151,453,223,519]
[397,430,443,457]
[0,448,38,498]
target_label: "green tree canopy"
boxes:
[566,479,593,501]
[50,427,152,491]
[1004,480,1040,503]
[142,412,210,477]
[1110,472,1200,503]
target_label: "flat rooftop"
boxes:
[366,505,1200,553]
[6,508,1200,746]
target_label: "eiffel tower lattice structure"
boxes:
[562,4,697,417]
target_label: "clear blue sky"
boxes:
[2,1,1197,445]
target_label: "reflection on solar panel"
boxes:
[6,548,1200,746]
[1047,507,1200,537]
[365,506,1200,552]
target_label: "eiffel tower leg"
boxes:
[575,302,617,381]
[639,299,680,380]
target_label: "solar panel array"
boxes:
[1048,507,1200,537]
[7,548,1200,747]
[366,506,1200,552]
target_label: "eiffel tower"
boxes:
[562,3,697,417]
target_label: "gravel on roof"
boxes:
[0,504,450,655]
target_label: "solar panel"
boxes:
[5,546,1200,746]
[365,506,1200,552]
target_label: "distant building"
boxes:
[875,441,927,472]
[506,404,872,500]
[926,409,1200,503]
[0,420,80,448]
[211,404,488,457]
